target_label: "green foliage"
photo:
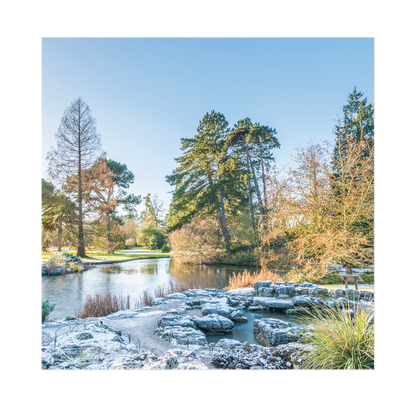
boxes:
[137,223,167,249]
[160,243,171,253]
[333,87,374,171]
[42,300,56,323]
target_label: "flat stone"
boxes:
[253,318,304,347]
[201,302,231,318]
[253,297,294,309]
[254,281,272,290]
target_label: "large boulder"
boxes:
[201,302,231,318]
[193,314,235,334]
[258,287,275,297]
[159,315,195,328]
[154,326,208,346]
[253,318,303,346]
[275,286,297,298]
[292,295,322,307]
[254,281,272,291]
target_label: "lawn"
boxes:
[41,250,171,262]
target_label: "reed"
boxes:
[224,269,284,290]
[77,293,131,319]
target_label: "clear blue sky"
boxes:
[42,38,374,213]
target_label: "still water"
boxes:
[42,258,255,319]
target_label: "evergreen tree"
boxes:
[226,118,280,235]
[166,111,247,251]
[333,87,374,169]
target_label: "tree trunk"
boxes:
[208,174,230,251]
[105,214,114,254]
[57,215,62,252]
[77,145,86,257]
[259,142,267,208]
[247,177,257,238]
[245,140,264,214]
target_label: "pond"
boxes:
[206,310,301,346]
[42,257,257,319]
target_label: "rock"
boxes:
[359,290,374,301]
[141,349,201,370]
[254,281,272,291]
[253,318,303,346]
[176,361,208,370]
[111,335,124,342]
[298,282,318,288]
[310,287,329,297]
[258,287,275,297]
[210,345,287,369]
[201,302,231,318]
[162,293,188,301]
[292,295,322,307]
[214,339,244,350]
[193,314,235,334]
[275,286,296,297]
[76,332,94,340]
[248,305,264,311]
[253,297,294,309]
[345,289,360,300]
[109,356,142,370]
[228,297,241,307]
[154,326,208,346]
[182,289,212,297]
[329,288,346,298]
[159,315,194,328]
[230,310,248,323]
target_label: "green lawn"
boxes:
[41,250,170,262]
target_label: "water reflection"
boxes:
[168,260,252,289]
[42,258,255,319]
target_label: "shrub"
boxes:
[42,300,56,323]
[137,223,167,249]
[160,243,170,253]
[297,303,374,369]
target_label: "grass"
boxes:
[76,280,206,318]
[224,269,285,290]
[297,303,374,369]
[41,250,170,262]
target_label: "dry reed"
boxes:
[76,279,206,318]
[224,269,284,290]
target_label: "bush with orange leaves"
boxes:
[261,126,374,281]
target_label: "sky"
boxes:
[42,38,374,214]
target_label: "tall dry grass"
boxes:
[77,293,131,318]
[224,269,284,290]
[76,279,206,318]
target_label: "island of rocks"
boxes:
[42,280,374,370]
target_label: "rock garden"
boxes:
[42,280,374,370]
[42,253,89,276]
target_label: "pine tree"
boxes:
[333,87,374,169]
[166,111,247,251]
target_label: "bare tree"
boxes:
[262,126,374,280]
[46,97,102,257]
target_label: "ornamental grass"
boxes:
[297,303,374,369]
[224,269,284,290]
